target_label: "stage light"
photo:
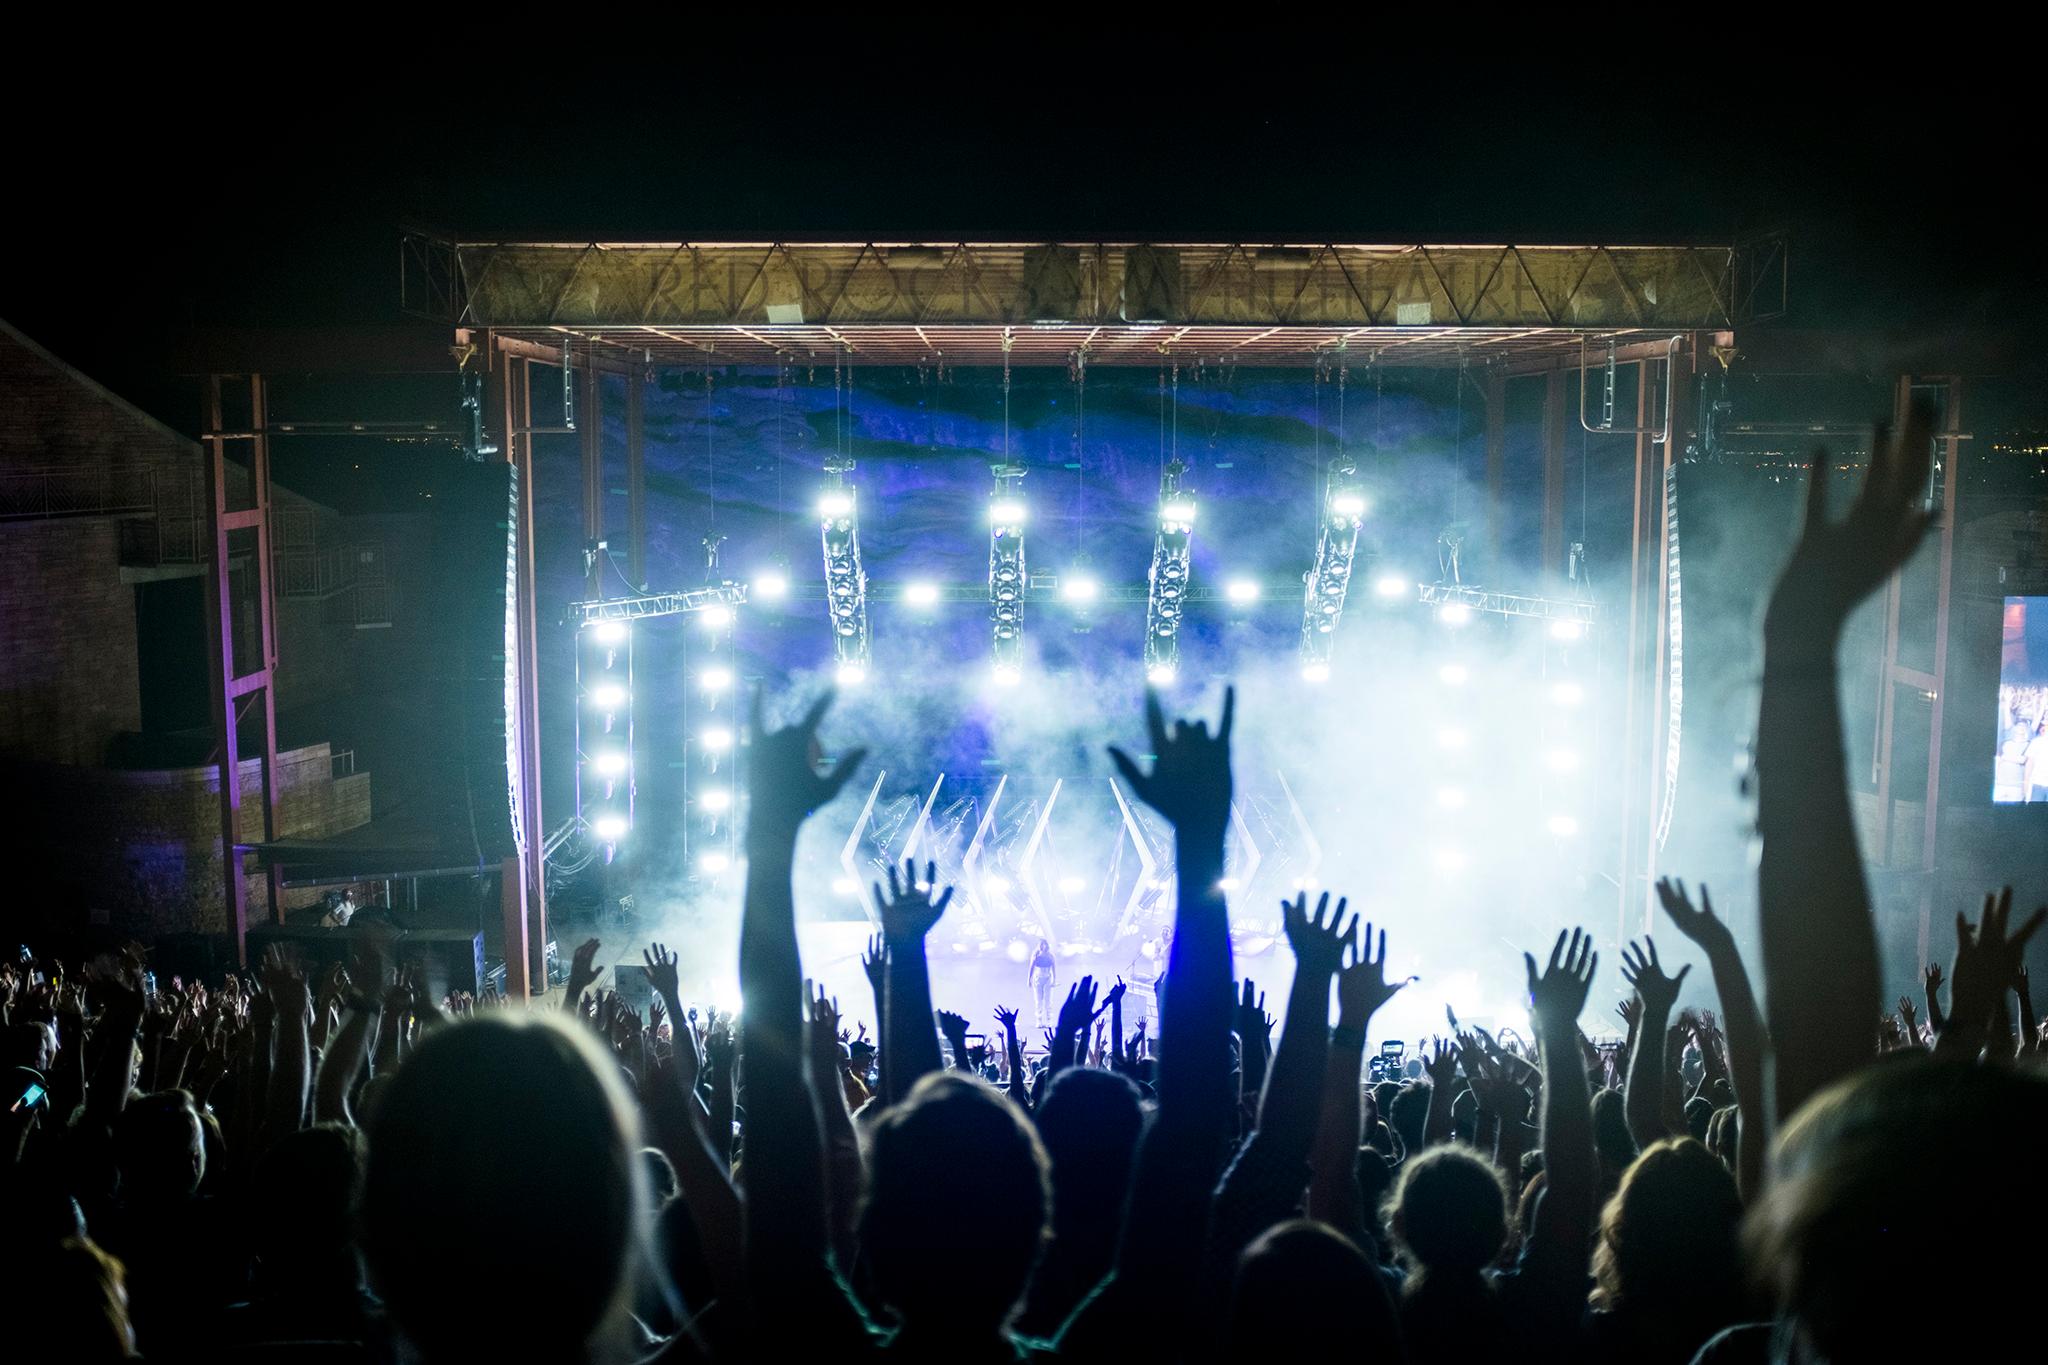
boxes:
[590,750,628,778]
[991,663,1021,686]
[818,489,856,519]
[1438,602,1473,626]
[1299,459,1362,677]
[1005,938,1030,963]
[591,813,628,842]
[1291,875,1318,891]
[1436,786,1468,809]
[904,581,941,606]
[1437,726,1469,749]
[752,571,789,599]
[700,664,734,694]
[1550,619,1585,641]
[589,682,627,710]
[1301,661,1330,683]
[989,498,1028,526]
[989,465,1029,675]
[1330,491,1368,520]
[699,788,732,813]
[701,726,734,753]
[1549,681,1584,706]
[836,662,867,686]
[589,619,629,644]
[699,850,731,874]
[1217,877,1242,891]
[1432,845,1467,872]
[1144,461,1196,684]
[1546,748,1580,773]
[1057,875,1086,894]
[1438,663,1470,686]
[1547,814,1580,836]
[832,877,858,895]
[983,875,1012,895]
[1373,574,1409,599]
[1059,574,1100,603]
[1225,577,1261,604]
[701,604,734,630]
[820,462,871,690]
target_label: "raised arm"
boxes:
[1619,937,1689,1150]
[1309,923,1408,1244]
[1656,878,1770,1198]
[874,859,952,1099]
[737,687,865,1334]
[1522,929,1599,1280]
[1757,403,1934,1121]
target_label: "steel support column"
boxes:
[1541,367,1567,582]
[581,355,605,601]
[627,367,647,588]
[1484,370,1507,574]
[201,374,284,964]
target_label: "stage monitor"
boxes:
[1993,596,2048,803]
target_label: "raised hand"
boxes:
[936,1009,970,1049]
[1655,877,1733,952]
[1102,977,1127,1010]
[745,686,867,848]
[1108,686,1235,842]
[861,934,887,993]
[1056,976,1101,1039]
[1282,890,1357,978]
[642,941,681,1003]
[873,859,954,945]
[565,938,601,1005]
[1335,922,1410,1024]
[1423,1036,1460,1089]
[1949,887,2047,1041]
[1769,398,1937,630]
[993,1004,1020,1037]
[1616,995,1642,1033]
[1525,927,1598,1032]
[1620,937,1690,1018]
[1234,979,1272,1042]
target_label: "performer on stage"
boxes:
[1028,937,1057,1030]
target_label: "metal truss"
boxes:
[1143,460,1196,682]
[819,459,870,680]
[988,464,1028,673]
[1416,581,1598,626]
[1299,460,1366,672]
[566,584,746,625]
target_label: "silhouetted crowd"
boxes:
[5,405,2044,1363]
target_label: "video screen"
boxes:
[1995,596,2048,803]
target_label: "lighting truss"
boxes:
[1417,582,1599,627]
[1143,459,1196,682]
[575,619,633,860]
[820,457,871,681]
[568,584,746,625]
[988,463,1028,673]
[1299,459,1365,673]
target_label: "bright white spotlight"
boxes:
[701,604,734,630]
[904,581,941,606]
[1147,664,1177,685]
[1436,786,1468,810]
[1546,748,1581,773]
[1432,845,1467,872]
[700,726,734,753]
[983,875,1012,895]
[991,663,1021,687]
[591,813,628,842]
[836,662,867,686]
[1225,577,1261,604]
[590,750,628,778]
[1216,877,1242,891]
[1550,619,1585,641]
[1161,499,1198,525]
[699,788,732,813]
[1291,876,1318,891]
[589,619,628,644]
[700,665,734,694]
[1438,602,1473,626]
[989,499,1028,525]
[1373,574,1409,599]
[1437,726,1469,749]
[1301,661,1331,683]
[1330,491,1368,519]
[818,489,856,519]
[1438,663,1470,687]
[1549,681,1584,706]
[1005,938,1030,963]
[588,682,627,710]
[1547,814,1580,836]
[832,877,858,895]
[1059,574,1100,603]
[1057,875,1086,894]
[752,571,789,599]
[698,850,732,874]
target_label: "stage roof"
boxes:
[408,237,1778,370]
